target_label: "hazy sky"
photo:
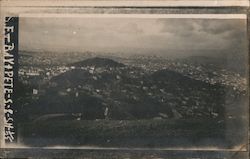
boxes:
[19,17,247,57]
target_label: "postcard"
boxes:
[0,1,249,158]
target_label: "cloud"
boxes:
[158,19,246,38]
[158,19,195,37]
[19,17,247,57]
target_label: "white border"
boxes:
[1,0,250,7]
[19,13,247,19]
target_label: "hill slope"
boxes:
[24,58,227,121]
[69,57,125,68]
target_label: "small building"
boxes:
[33,89,38,95]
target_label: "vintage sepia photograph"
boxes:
[6,15,248,150]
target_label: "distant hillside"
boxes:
[69,57,125,68]
[150,69,212,88]
[185,56,224,65]
[50,68,123,89]
[184,56,247,75]
[23,59,228,121]
[151,69,193,83]
[51,69,92,87]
